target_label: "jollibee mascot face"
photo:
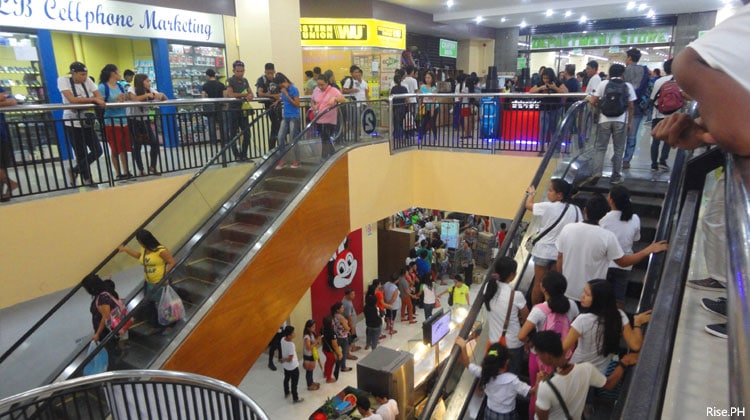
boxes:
[328,237,358,289]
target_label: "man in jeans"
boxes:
[587,64,636,185]
[226,60,253,160]
[256,63,282,150]
[622,48,648,169]
[342,289,361,355]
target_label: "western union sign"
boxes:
[300,18,405,49]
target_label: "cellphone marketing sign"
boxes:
[0,0,225,44]
[439,38,457,58]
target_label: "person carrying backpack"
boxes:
[518,272,579,420]
[585,64,636,186]
[649,58,684,172]
[622,48,650,169]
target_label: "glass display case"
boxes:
[0,32,45,103]
[168,43,226,99]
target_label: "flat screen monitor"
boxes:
[423,309,451,346]
[441,220,459,249]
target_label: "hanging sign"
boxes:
[300,18,405,49]
[0,0,225,44]
[531,28,672,50]
[439,39,457,58]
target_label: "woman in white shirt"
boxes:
[599,185,641,309]
[563,279,651,375]
[454,73,474,138]
[127,74,166,176]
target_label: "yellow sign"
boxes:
[300,18,405,50]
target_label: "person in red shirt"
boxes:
[497,223,508,248]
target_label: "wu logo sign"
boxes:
[301,24,368,41]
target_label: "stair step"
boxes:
[579,177,668,198]
[264,177,303,194]
[171,276,215,304]
[205,239,248,263]
[220,222,264,243]
[246,191,288,210]
[184,258,232,282]
[273,165,312,179]
[234,208,275,225]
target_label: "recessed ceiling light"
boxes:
[446,0,454,7]
[546,9,554,17]
[579,15,587,23]
[627,1,636,10]
[475,16,484,23]
[638,3,648,11]
[520,20,527,28]
[501,17,507,22]
[646,8,655,18]
[565,10,573,17]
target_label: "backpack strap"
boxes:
[500,285,515,341]
[545,373,574,420]
[532,203,571,246]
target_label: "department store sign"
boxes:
[531,28,671,50]
[0,0,224,44]
[300,18,405,49]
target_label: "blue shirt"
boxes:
[416,257,430,277]
[281,84,300,119]
[98,83,128,122]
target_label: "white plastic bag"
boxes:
[157,285,184,326]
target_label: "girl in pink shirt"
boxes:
[311,75,346,159]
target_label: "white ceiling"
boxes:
[381,0,739,30]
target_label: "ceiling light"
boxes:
[546,9,554,17]
[501,17,507,22]
[638,3,648,11]
[646,9,655,18]
[627,1,636,10]
[446,0,454,7]
[565,10,573,17]
[475,16,483,23]
[520,20,527,28]
[587,54,610,61]
[579,15,587,23]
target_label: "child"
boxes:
[280,325,304,403]
[273,72,301,169]
[356,397,384,420]
[456,338,534,419]
[373,391,399,420]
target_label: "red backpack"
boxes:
[656,79,685,114]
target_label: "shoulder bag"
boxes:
[525,203,571,253]
[499,286,515,347]
[545,373,574,420]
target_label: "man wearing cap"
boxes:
[202,69,226,146]
[226,60,253,161]
[256,62,282,150]
[58,61,105,186]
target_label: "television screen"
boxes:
[423,309,451,346]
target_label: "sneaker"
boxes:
[275,161,284,170]
[659,162,670,171]
[623,161,631,169]
[290,161,300,168]
[610,177,625,185]
[651,164,659,172]
[705,323,728,339]
[701,297,728,318]
[67,167,77,185]
[687,278,726,291]
[268,363,277,371]
[293,398,305,404]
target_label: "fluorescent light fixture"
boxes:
[475,16,484,23]
[518,42,530,47]
[627,1,636,10]
[587,54,610,61]
[565,10,573,17]
[652,46,671,50]
[446,0,454,7]
[579,15,587,23]
[646,8,655,18]
[501,17,507,22]
[520,20,527,28]
[638,3,648,11]
[546,9,554,17]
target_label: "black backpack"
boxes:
[600,79,630,117]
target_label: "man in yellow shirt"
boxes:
[446,275,471,306]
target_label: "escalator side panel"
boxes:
[162,156,351,385]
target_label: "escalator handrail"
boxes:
[0,107,274,366]
[0,369,269,420]
[418,101,588,420]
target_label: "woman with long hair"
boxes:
[302,319,321,390]
[524,178,582,305]
[418,71,438,140]
[599,185,641,309]
[529,67,568,149]
[117,229,175,333]
[82,274,121,368]
[98,64,132,179]
[127,74,166,176]
[563,279,650,374]
[320,315,341,383]
[311,74,346,159]
[518,271,579,419]
[483,256,528,375]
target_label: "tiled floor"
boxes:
[238,278,485,419]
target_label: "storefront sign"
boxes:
[300,18,405,49]
[439,39,457,58]
[516,57,526,70]
[531,28,671,50]
[0,0,224,44]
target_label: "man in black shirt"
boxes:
[226,60,253,160]
[256,62,282,150]
[201,69,226,146]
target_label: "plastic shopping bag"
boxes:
[83,341,108,375]
[157,285,184,326]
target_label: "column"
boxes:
[494,28,520,74]
[672,11,718,55]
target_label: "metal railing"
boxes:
[417,100,590,419]
[0,370,269,420]
[388,92,586,154]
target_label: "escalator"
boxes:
[0,103,366,398]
